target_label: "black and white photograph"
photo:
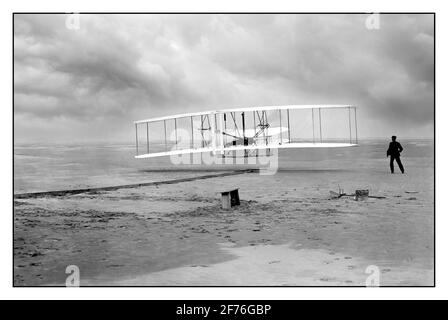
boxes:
[13,12,434,287]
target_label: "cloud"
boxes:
[14,13,434,143]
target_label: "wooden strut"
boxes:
[242,112,247,157]
[253,111,256,134]
[279,109,282,144]
[190,116,194,149]
[253,111,258,157]
[199,115,203,162]
[254,111,270,147]
[230,112,241,138]
[254,111,269,155]
[164,120,167,151]
[224,113,227,149]
[212,113,218,155]
[265,111,269,155]
[174,118,178,150]
[231,113,235,158]
[319,108,322,143]
[242,112,246,142]
[198,114,212,149]
[348,107,352,144]
[312,109,315,143]
[354,107,358,144]
[219,112,224,155]
[287,109,291,143]
[265,111,268,144]
[200,115,205,148]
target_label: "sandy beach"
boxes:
[13,140,434,286]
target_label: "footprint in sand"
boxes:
[382,268,392,273]
[344,256,352,260]
[268,260,281,264]
[319,277,337,282]
[347,265,355,270]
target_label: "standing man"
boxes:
[387,136,405,174]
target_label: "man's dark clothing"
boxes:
[387,141,404,173]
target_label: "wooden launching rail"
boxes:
[14,169,258,199]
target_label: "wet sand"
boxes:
[14,159,434,286]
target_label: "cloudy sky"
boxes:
[14,13,434,144]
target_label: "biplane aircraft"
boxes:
[134,105,358,159]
